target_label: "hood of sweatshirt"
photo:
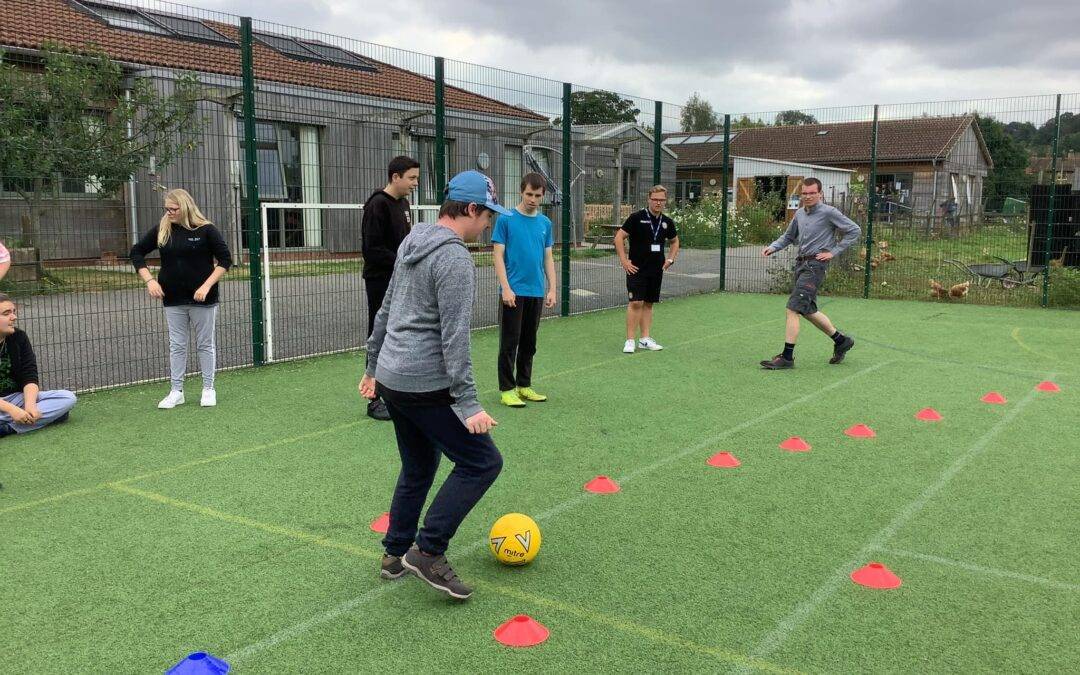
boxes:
[398,222,467,265]
[362,189,404,209]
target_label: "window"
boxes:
[238,119,321,248]
[504,145,523,208]
[875,172,913,206]
[2,113,106,197]
[392,134,455,205]
[621,167,639,205]
[674,180,702,204]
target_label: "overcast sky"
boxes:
[174,0,1080,122]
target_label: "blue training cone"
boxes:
[166,652,230,675]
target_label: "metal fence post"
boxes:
[239,17,264,365]
[863,104,878,299]
[561,82,572,317]
[653,101,662,186]
[1043,94,1062,307]
[434,57,446,204]
[719,113,730,291]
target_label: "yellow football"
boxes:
[489,513,541,566]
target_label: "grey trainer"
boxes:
[400,545,473,599]
[380,554,407,580]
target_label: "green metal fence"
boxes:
[1,0,1078,393]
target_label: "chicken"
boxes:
[929,279,946,299]
[949,281,970,298]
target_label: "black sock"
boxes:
[830,330,845,344]
[782,343,795,360]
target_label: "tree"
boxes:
[568,90,640,125]
[774,110,818,126]
[0,43,205,272]
[680,92,719,132]
[732,115,767,129]
[975,114,1033,210]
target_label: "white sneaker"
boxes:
[200,389,217,407]
[638,337,664,351]
[158,390,185,409]
[623,339,636,354]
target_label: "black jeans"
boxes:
[498,296,543,392]
[381,401,503,557]
[365,274,391,338]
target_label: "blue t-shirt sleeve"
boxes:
[492,214,509,245]
[543,216,554,248]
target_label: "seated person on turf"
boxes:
[760,177,861,369]
[492,172,557,408]
[0,294,77,437]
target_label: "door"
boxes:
[785,175,804,223]
[737,177,755,208]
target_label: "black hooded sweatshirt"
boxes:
[361,190,412,279]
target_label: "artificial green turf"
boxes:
[2,292,1077,673]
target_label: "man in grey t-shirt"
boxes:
[760,177,861,369]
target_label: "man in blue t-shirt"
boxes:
[492,173,556,408]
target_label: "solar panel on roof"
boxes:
[253,32,377,72]
[683,134,714,144]
[297,40,376,71]
[83,3,169,35]
[253,32,318,59]
[149,12,235,45]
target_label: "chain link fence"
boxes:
[2,0,1078,392]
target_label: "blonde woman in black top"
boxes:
[131,189,232,409]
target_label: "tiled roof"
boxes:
[0,0,545,120]
[1028,155,1080,172]
[670,116,991,168]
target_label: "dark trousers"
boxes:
[365,274,391,338]
[382,401,503,557]
[498,296,543,392]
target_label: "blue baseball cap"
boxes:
[444,170,512,216]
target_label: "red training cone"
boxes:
[494,614,550,647]
[1036,381,1060,393]
[844,424,876,439]
[915,407,943,421]
[981,391,1007,405]
[707,452,741,468]
[369,512,390,534]
[779,436,811,452]
[850,562,902,589]
[584,475,620,493]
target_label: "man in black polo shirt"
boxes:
[615,185,680,353]
[362,155,420,420]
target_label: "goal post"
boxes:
[258,202,441,362]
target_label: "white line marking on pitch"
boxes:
[227,361,888,665]
[735,377,1050,673]
[881,547,1080,592]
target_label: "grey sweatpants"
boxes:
[165,304,218,391]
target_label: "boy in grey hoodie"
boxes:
[360,170,511,600]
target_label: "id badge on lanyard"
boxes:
[649,212,663,252]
